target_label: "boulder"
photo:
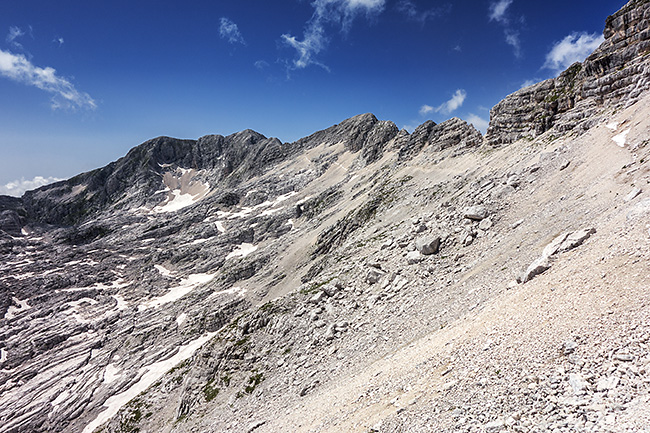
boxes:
[464,206,488,221]
[415,236,441,255]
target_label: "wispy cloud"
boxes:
[505,29,521,58]
[0,48,96,110]
[219,18,246,45]
[254,60,269,70]
[6,26,25,50]
[465,113,489,134]
[396,0,449,24]
[488,0,513,24]
[282,0,385,70]
[420,89,467,117]
[488,0,522,58]
[0,176,64,197]
[419,104,434,116]
[520,78,542,89]
[53,36,64,46]
[439,89,466,114]
[543,32,604,73]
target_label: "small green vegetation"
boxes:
[118,398,148,433]
[244,372,265,394]
[168,360,188,374]
[259,301,276,312]
[202,381,220,402]
[234,337,249,347]
[221,374,231,387]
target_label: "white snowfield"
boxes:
[82,332,218,433]
[154,264,172,277]
[225,243,258,260]
[176,312,188,326]
[4,297,31,320]
[102,364,121,384]
[151,167,211,213]
[612,129,631,147]
[216,191,298,220]
[138,273,215,310]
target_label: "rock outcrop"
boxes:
[397,117,482,160]
[486,0,650,146]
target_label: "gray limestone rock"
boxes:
[415,236,441,255]
[486,0,650,146]
[464,206,489,221]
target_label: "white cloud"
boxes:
[6,26,25,49]
[254,60,269,70]
[465,113,489,134]
[436,89,467,115]
[419,104,434,116]
[520,78,540,89]
[397,0,448,23]
[0,48,96,110]
[0,176,64,197]
[488,1,523,58]
[54,37,64,46]
[420,89,467,118]
[543,32,604,73]
[505,29,521,58]
[282,0,385,70]
[219,18,246,45]
[489,0,513,24]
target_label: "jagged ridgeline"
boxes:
[1,1,650,433]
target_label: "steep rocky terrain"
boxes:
[1,2,650,433]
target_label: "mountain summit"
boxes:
[1,1,650,432]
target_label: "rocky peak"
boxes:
[292,113,399,164]
[397,118,482,160]
[486,0,650,146]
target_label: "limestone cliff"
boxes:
[486,0,650,146]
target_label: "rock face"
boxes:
[397,117,482,160]
[486,0,650,146]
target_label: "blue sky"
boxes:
[0,0,625,196]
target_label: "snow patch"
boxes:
[191,238,211,245]
[67,298,98,308]
[606,122,619,131]
[138,273,215,310]
[612,129,630,147]
[112,295,128,310]
[217,207,254,219]
[4,297,31,320]
[260,207,283,217]
[215,221,226,233]
[0,348,7,363]
[286,219,295,229]
[103,364,121,384]
[154,264,172,277]
[176,313,187,326]
[60,278,130,294]
[51,390,71,411]
[211,286,246,298]
[82,332,217,433]
[152,168,210,213]
[21,228,28,236]
[226,243,258,260]
[153,189,201,213]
